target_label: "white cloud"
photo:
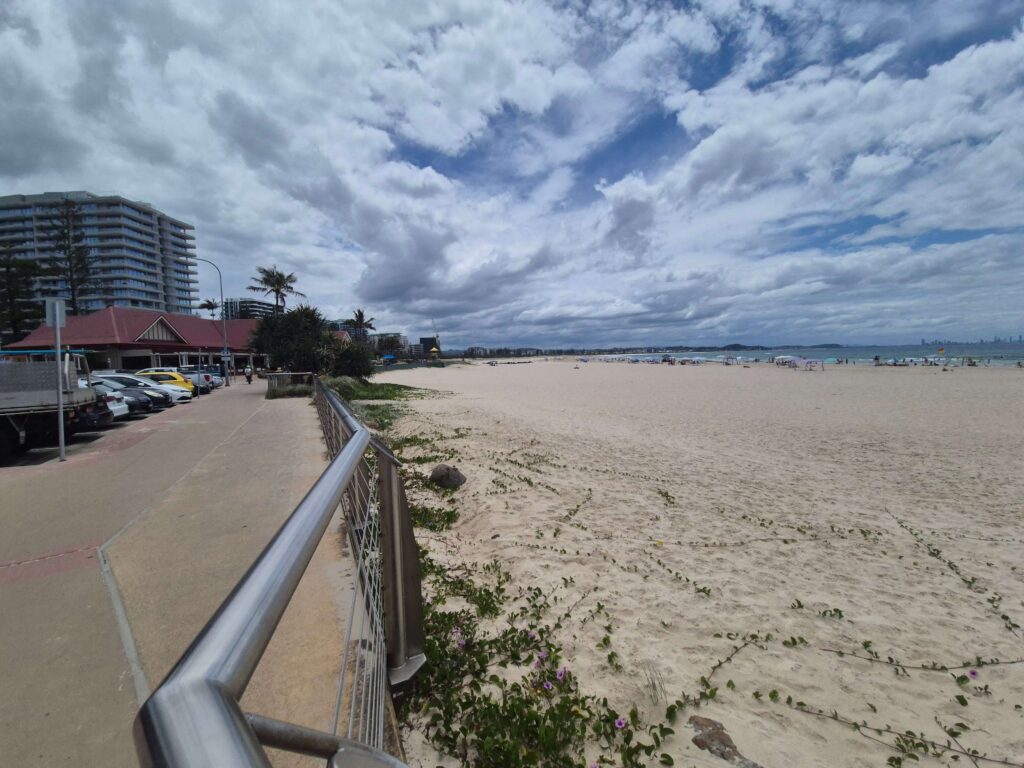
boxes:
[2,0,1023,346]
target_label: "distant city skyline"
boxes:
[2,2,1023,348]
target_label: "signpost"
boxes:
[45,299,67,461]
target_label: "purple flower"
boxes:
[556,668,566,681]
[591,764,599,768]
[969,669,979,678]
[456,638,465,649]
[534,660,542,669]
[614,718,626,729]
[528,631,538,640]
[538,650,548,659]
[544,681,554,690]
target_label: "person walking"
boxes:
[244,364,253,384]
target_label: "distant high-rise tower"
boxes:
[223,297,275,319]
[0,191,197,314]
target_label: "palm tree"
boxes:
[344,309,376,335]
[247,265,305,313]
[198,298,220,318]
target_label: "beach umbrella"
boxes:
[382,354,396,360]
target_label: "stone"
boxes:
[688,716,765,768]
[428,464,466,490]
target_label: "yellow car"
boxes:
[136,370,195,392]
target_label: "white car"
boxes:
[93,372,193,403]
[81,379,130,419]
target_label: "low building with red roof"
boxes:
[5,307,265,372]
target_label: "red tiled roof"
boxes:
[8,307,259,351]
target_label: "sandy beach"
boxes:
[379,360,1024,767]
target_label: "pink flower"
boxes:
[969,669,979,679]
[556,668,566,681]
[538,650,548,659]
[614,718,626,729]
[543,681,554,690]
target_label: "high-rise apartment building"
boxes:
[223,297,275,319]
[0,191,197,314]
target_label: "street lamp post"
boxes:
[194,257,231,386]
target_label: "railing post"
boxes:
[377,452,426,686]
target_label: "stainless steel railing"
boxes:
[134,378,425,767]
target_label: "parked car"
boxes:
[135,370,195,393]
[198,366,226,387]
[72,399,115,431]
[92,372,190,404]
[90,378,155,413]
[179,367,217,391]
[87,381,130,420]
[136,367,210,393]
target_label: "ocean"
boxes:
[598,343,1024,367]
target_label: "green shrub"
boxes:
[265,384,312,399]
[322,376,422,401]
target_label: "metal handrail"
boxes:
[134,378,424,766]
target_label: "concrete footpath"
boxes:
[0,383,353,766]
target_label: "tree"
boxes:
[378,335,404,356]
[334,341,375,378]
[44,199,103,315]
[247,266,305,314]
[199,298,220,318]
[342,307,376,343]
[250,304,375,377]
[250,304,342,373]
[0,238,43,339]
[344,308,376,332]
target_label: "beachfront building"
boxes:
[367,332,409,352]
[0,191,197,315]
[223,297,275,319]
[7,306,264,371]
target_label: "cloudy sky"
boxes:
[2,1,1023,347]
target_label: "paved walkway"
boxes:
[0,383,351,766]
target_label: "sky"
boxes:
[2,1,1023,348]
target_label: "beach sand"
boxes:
[378,360,1024,767]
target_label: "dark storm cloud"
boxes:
[0,62,85,177]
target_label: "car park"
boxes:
[92,372,191,403]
